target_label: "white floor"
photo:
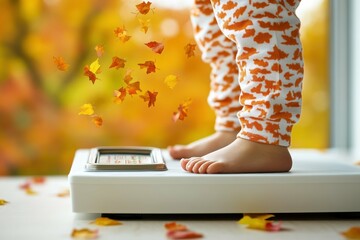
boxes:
[0,177,359,240]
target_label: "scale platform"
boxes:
[68,148,360,214]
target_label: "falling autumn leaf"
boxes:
[114,88,127,104]
[53,56,69,71]
[78,104,95,116]
[145,41,164,54]
[114,26,131,43]
[94,45,104,58]
[136,1,152,15]
[138,60,157,74]
[71,228,99,239]
[91,217,122,226]
[140,90,158,107]
[342,226,360,239]
[126,81,142,96]
[138,18,150,33]
[164,75,178,89]
[84,66,98,84]
[0,199,9,205]
[123,69,133,84]
[184,43,197,58]
[173,99,192,122]
[238,214,282,232]
[109,56,126,69]
[92,115,103,127]
[89,58,101,74]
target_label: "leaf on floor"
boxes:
[71,228,99,239]
[238,214,283,232]
[341,226,360,239]
[0,199,9,205]
[56,189,70,198]
[164,222,203,239]
[90,217,122,226]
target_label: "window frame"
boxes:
[329,0,359,161]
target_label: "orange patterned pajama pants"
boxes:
[191,0,304,147]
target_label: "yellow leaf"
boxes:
[91,217,122,226]
[71,228,98,239]
[79,104,94,116]
[0,199,9,205]
[164,75,178,89]
[238,214,277,231]
[25,188,37,195]
[89,58,100,74]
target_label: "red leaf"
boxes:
[136,1,152,15]
[114,87,127,104]
[109,57,126,69]
[140,90,158,107]
[145,41,164,54]
[167,230,203,239]
[138,61,157,74]
[84,66,98,84]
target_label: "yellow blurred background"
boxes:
[0,0,329,175]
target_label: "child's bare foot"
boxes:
[180,138,292,174]
[168,131,237,159]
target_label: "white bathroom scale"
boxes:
[68,147,360,214]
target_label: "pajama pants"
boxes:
[191,0,304,147]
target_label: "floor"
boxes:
[0,177,359,240]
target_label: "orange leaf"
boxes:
[109,57,126,69]
[145,41,164,54]
[138,60,157,74]
[114,26,131,43]
[84,66,98,84]
[114,87,127,104]
[31,176,46,184]
[126,81,142,95]
[92,115,103,127]
[164,222,188,231]
[71,228,98,239]
[0,199,9,205]
[342,226,360,239]
[123,69,133,84]
[140,90,158,107]
[56,189,70,198]
[184,43,197,58]
[91,217,122,226]
[173,99,192,122]
[94,45,104,58]
[136,1,152,15]
[53,56,69,71]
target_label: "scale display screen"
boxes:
[85,147,166,171]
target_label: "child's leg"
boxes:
[168,0,242,159]
[181,0,304,173]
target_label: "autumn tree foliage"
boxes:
[0,0,330,175]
